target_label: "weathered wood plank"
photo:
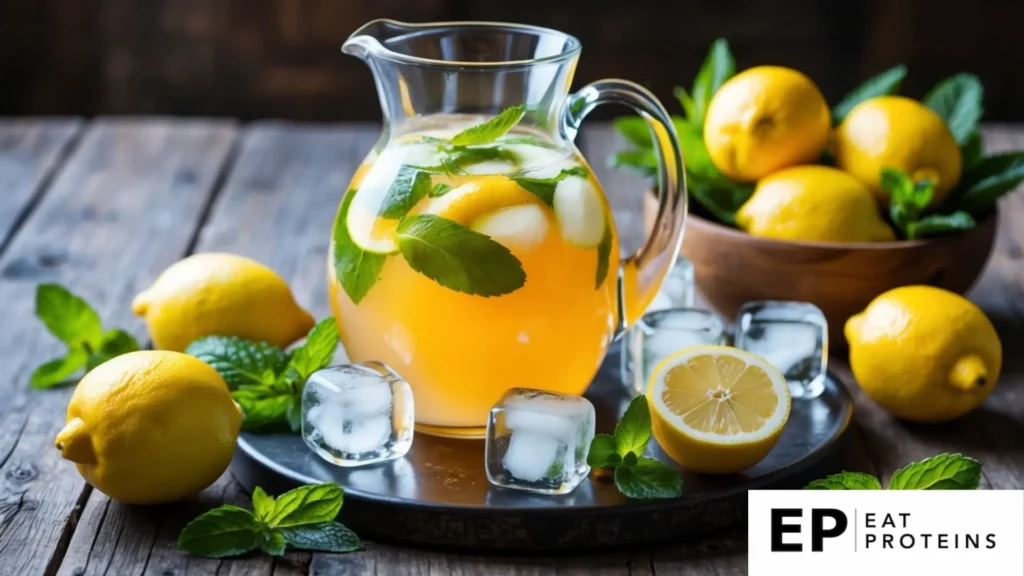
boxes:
[0,118,237,576]
[55,121,377,575]
[0,119,82,252]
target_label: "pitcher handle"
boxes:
[561,79,688,333]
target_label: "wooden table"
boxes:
[0,118,1021,576]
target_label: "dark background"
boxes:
[2,0,1022,121]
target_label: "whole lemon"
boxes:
[55,351,242,504]
[704,66,831,182]
[845,286,1001,423]
[736,165,896,242]
[835,96,962,206]
[133,253,314,351]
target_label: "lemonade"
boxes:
[328,114,620,436]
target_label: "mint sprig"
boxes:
[511,166,589,207]
[31,284,141,389]
[450,105,526,147]
[805,453,981,490]
[186,318,339,433]
[588,395,682,500]
[179,483,361,558]
[881,167,977,240]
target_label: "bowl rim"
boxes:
[680,205,999,251]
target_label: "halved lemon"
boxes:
[647,345,791,474]
[421,177,539,225]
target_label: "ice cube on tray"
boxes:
[301,361,414,467]
[734,300,828,399]
[485,388,596,495]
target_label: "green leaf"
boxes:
[587,434,620,469]
[35,284,103,349]
[87,328,142,370]
[258,529,286,557]
[510,166,588,207]
[923,74,984,145]
[333,189,387,304]
[232,387,294,432]
[673,86,697,122]
[609,149,658,179]
[614,457,683,499]
[441,145,517,174]
[280,522,363,553]
[396,214,526,297]
[911,179,935,211]
[430,182,452,197]
[378,166,431,219]
[960,130,984,170]
[687,179,754,226]
[284,319,339,383]
[622,451,638,467]
[614,395,652,456]
[806,472,882,490]
[906,211,976,240]
[690,39,735,130]
[613,116,653,148]
[265,483,344,528]
[252,487,275,522]
[888,453,982,490]
[178,505,260,558]
[186,336,290,390]
[954,152,1024,214]
[595,214,613,289]
[30,348,88,389]
[450,106,526,147]
[831,65,907,125]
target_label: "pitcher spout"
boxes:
[342,19,406,61]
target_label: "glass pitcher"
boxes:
[329,20,687,437]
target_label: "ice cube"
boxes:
[301,362,414,467]
[734,301,828,399]
[628,308,726,394]
[471,204,549,249]
[485,388,595,495]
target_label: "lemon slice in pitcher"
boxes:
[346,204,400,255]
[647,345,791,474]
[422,177,539,224]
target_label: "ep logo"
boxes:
[771,508,848,552]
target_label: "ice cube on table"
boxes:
[301,362,414,467]
[628,308,727,394]
[734,301,828,399]
[485,388,595,495]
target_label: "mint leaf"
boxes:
[690,39,735,129]
[954,152,1024,214]
[595,214,613,288]
[284,319,339,383]
[673,86,697,123]
[431,182,452,197]
[450,105,526,146]
[614,457,683,499]
[232,386,294,432]
[396,215,526,297]
[888,453,981,490]
[910,179,935,211]
[333,189,387,304]
[187,336,290,390]
[923,74,983,145]
[252,487,275,522]
[906,211,975,240]
[280,522,363,553]
[258,529,286,557]
[30,348,88,389]
[265,483,344,528]
[511,166,588,207]
[587,434,620,469]
[379,166,431,219]
[178,505,260,558]
[87,329,141,369]
[832,65,907,125]
[614,395,652,456]
[613,116,653,148]
[35,284,103,349]
[806,472,882,490]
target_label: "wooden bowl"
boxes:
[642,194,999,347]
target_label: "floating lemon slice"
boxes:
[422,177,539,225]
[647,345,791,474]
[346,204,400,255]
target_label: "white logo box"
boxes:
[748,490,1024,576]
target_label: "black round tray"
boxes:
[231,346,853,551]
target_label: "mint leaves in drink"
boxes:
[450,105,526,147]
[806,453,981,490]
[187,318,339,433]
[588,395,683,499]
[333,189,387,304]
[396,215,526,297]
[511,166,589,207]
[31,284,141,389]
[178,483,362,558]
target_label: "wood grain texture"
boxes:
[0,118,236,576]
